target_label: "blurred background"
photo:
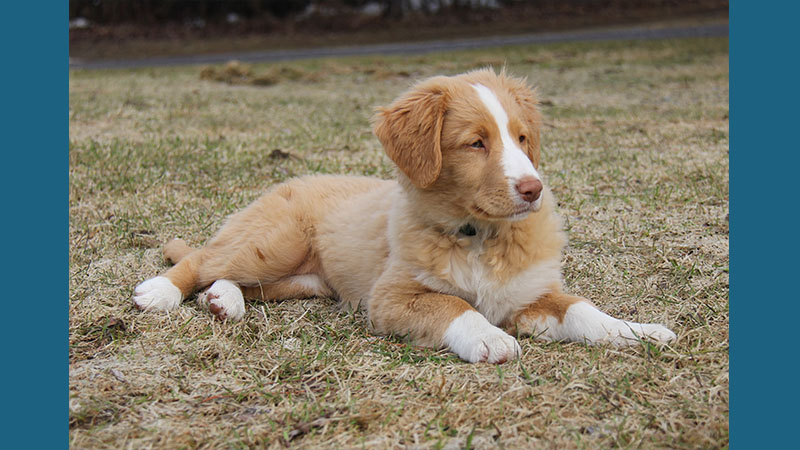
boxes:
[69,0,728,64]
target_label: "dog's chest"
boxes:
[415,241,562,326]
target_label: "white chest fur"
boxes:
[415,239,562,326]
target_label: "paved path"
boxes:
[69,22,728,70]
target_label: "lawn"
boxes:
[69,36,729,449]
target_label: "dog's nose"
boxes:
[516,177,543,203]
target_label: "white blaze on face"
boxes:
[472,83,540,183]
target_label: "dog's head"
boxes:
[373,69,544,222]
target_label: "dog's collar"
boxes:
[457,223,477,237]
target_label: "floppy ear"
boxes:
[506,77,543,169]
[372,78,448,189]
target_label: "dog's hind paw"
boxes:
[197,279,245,321]
[133,276,182,311]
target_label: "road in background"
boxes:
[69,22,728,70]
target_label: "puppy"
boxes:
[133,69,676,363]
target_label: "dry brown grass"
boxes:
[69,37,728,449]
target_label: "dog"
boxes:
[133,69,676,363]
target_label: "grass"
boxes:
[69,36,729,449]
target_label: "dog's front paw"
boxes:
[604,321,677,347]
[443,310,521,363]
[636,323,677,344]
[133,276,182,311]
[197,279,245,321]
[552,301,677,347]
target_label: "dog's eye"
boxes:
[519,135,526,144]
[470,140,485,149]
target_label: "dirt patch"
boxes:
[197,59,413,86]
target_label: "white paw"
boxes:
[551,302,677,347]
[443,310,521,364]
[635,323,677,344]
[602,321,677,347]
[133,276,182,311]
[197,279,245,321]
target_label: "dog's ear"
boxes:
[372,78,448,189]
[505,76,543,169]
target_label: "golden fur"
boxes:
[134,69,676,361]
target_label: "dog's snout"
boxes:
[516,177,543,203]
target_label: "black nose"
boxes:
[515,177,543,203]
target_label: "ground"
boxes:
[69,35,729,448]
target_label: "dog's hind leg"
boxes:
[133,179,329,317]
[135,223,319,319]
[188,225,323,320]
[134,233,316,315]
[194,272,332,322]
[132,245,209,312]
[133,233,317,316]
[240,274,332,302]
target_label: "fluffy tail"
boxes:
[163,239,196,265]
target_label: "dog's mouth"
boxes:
[470,204,535,221]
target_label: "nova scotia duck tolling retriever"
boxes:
[133,69,676,363]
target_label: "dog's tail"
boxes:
[163,239,196,265]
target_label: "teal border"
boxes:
[2,2,66,448]
[730,1,796,447]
